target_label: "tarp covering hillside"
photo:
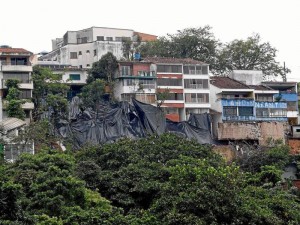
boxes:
[58,98,214,147]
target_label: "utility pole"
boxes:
[283,62,287,82]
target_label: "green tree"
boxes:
[80,79,106,116]
[122,35,141,60]
[5,79,26,120]
[215,34,290,78]
[32,66,69,121]
[139,26,220,67]
[87,52,118,84]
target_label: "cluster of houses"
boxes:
[0,26,299,160]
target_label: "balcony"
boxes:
[2,79,33,89]
[2,100,34,110]
[0,62,32,72]
[221,99,255,107]
[255,101,287,108]
[275,93,298,101]
[116,71,156,79]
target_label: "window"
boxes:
[69,74,81,80]
[238,107,253,116]
[78,51,82,55]
[86,50,90,53]
[185,93,209,103]
[19,90,31,99]
[135,94,156,104]
[106,37,113,41]
[123,79,134,86]
[97,36,104,41]
[121,66,131,76]
[115,37,122,41]
[157,78,182,86]
[81,37,87,43]
[223,107,237,116]
[296,129,300,132]
[256,108,269,117]
[270,109,287,117]
[3,73,30,83]
[139,79,155,89]
[157,65,182,73]
[255,94,273,102]
[157,93,183,101]
[94,49,97,56]
[184,79,208,89]
[10,57,28,65]
[86,64,90,67]
[70,52,77,59]
[183,65,208,74]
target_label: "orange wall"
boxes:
[162,103,184,108]
[158,88,183,93]
[165,114,180,122]
[157,74,182,79]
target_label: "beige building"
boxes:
[0,46,34,123]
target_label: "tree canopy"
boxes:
[215,34,290,78]
[87,52,118,84]
[1,134,300,224]
[139,27,289,78]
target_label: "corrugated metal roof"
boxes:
[0,118,26,132]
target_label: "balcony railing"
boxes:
[116,71,156,78]
[221,99,255,107]
[255,101,287,108]
[2,79,33,89]
[0,63,32,72]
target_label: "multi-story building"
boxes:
[114,60,156,105]
[210,73,289,145]
[39,26,157,69]
[114,57,211,122]
[34,61,88,100]
[0,46,34,123]
[262,81,298,125]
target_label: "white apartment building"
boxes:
[40,26,157,69]
[0,46,34,123]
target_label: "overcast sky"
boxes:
[1,0,299,81]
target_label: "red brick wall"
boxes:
[132,64,150,75]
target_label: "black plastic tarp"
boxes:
[58,98,214,147]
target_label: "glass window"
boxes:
[157,78,182,86]
[223,106,237,116]
[97,36,104,41]
[256,108,269,117]
[106,37,113,41]
[239,107,253,116]
[121,66,131,76]
[70,52,77,59]
[157,65,182,73]
[69,74,81,80]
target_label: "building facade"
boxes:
[210,75,288,145]
[114,57,211,122]
[39,27,157,69]
[0,46,34,123]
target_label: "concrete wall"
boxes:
[229,70,264,85]
[92,27,133,41]
[217,122,287,146]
